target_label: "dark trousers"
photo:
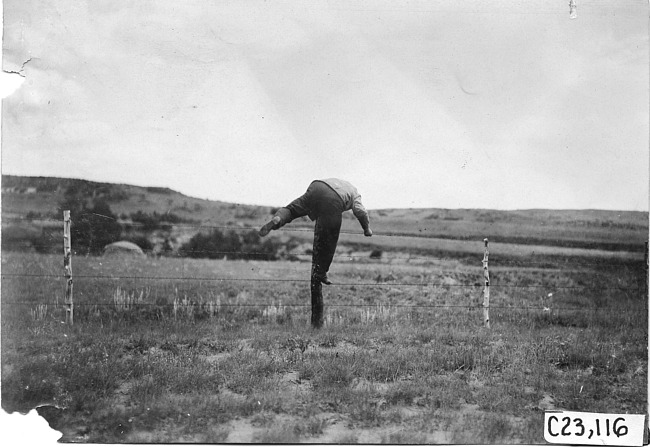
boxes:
[285,181,344,275]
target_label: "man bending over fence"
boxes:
[259,178,373,285]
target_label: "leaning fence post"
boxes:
[63,210,74,325]
[482,238,490,328]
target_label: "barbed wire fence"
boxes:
[1,212,647,328]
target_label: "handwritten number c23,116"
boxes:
[547,416,628,438]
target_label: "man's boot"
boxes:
[313,271,332,285]
[314,272,332,286]
[259,208,292,237]
[259,216,281,237]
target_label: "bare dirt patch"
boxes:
[279,370,312,395]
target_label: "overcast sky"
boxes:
[2,0,648,211]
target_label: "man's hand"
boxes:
[364,228,373,237]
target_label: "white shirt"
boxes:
[320,178,369,227]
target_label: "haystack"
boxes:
[103,241,145,257]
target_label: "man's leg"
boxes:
[259,184,317,237]
[259,207,293,236]
[312,212,342,285]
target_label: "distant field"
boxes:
[1,248,646,443]
[286,230,646,263]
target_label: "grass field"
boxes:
[1,245,646,443]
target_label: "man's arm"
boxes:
[352,197,372,237]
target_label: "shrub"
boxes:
[180,229,280,260]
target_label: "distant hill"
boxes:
[1,175,272,224]
[1,175,647,254]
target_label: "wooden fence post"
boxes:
[646,242,649,422]
[482,238,490,328]
[310,263,324,329]
[643,241,650,300]
[63,210,74,325]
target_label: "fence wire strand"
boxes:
[4,241,642,268]
[0,271,644,291]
